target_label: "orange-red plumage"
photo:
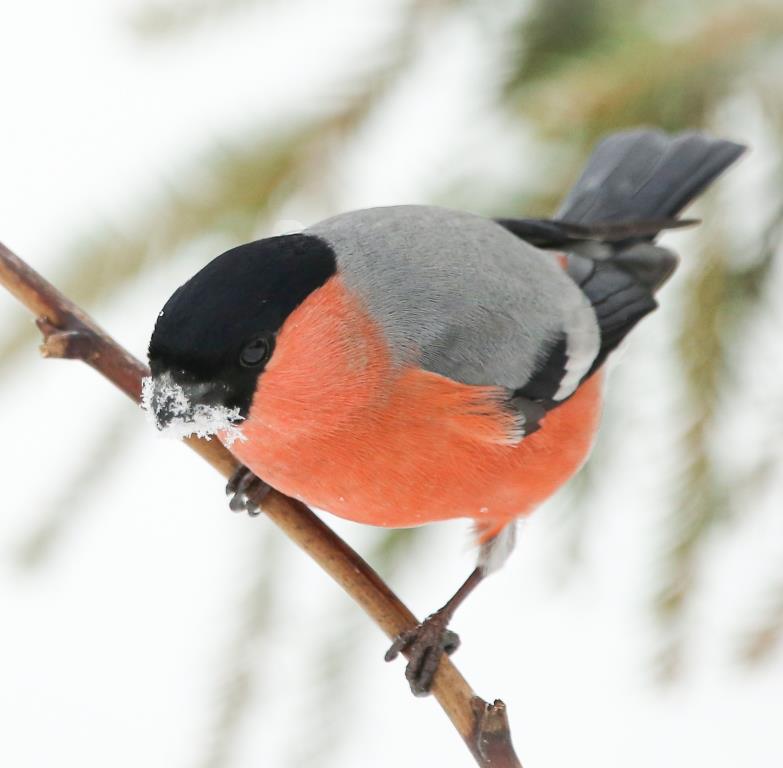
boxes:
[229,275,603,539]
[146,129,745,695]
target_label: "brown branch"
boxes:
[0,239,522,767]
[472,700,523,767]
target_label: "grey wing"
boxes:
[307,205,602,435]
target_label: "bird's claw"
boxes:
[226,466,270,516]
[384,611,460,697]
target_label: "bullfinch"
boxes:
[145,129,744,695]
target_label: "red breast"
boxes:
[228,275,603,538]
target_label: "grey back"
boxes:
[307,205,595,391]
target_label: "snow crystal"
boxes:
[141,375,246,446]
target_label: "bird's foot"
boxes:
[384,610,460,696]
[226,466,270,516]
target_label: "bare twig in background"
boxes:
[0,239,523,767]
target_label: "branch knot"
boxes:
[36,317,96,361]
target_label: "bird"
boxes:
[145,128,745,696]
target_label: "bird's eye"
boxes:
[240,335,273,368]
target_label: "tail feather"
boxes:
[495,129,745,404]
[556,128,745,378]
[556,129,747,236]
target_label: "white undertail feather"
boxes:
[477,522,517,575]
[555,293,601,401]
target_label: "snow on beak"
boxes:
[141,371,246,446]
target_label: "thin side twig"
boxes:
[0,240,522,767]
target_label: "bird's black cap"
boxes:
[148,232,336,417]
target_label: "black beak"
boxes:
[147,372,223,431]
[152,391,177,430]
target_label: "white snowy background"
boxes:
[1,1,781,767]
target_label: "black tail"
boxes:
[558,129,744,377]
[496,129,746,390]
[556,128,746,234]
[555,128,746,295]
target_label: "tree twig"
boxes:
[0,240,522,767]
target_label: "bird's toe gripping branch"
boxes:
[226,465,270,515]
[385,610,461,696]
[385,566,486,696]
[0,240,524,768]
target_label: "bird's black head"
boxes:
[146,233,336,432]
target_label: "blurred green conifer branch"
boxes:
[6,0,783,764]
